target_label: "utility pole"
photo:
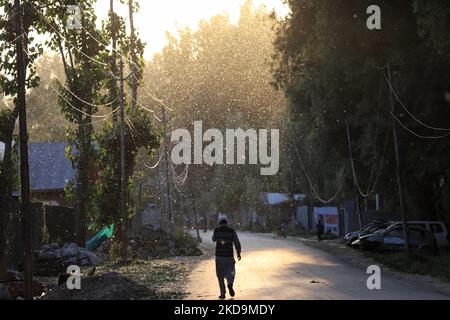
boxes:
[162,106,174,230]
[119,59,127,261]
[14,0,33,300]
[109,58,134,262]
[128,0,138,115]
[388,63,409,251]
[346,121,363,229]
[109,0,118,121]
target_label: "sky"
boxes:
[94,0,290,59]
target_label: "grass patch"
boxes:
[286,229,316,239]
[364,250,450,281]
[98,259,191,299]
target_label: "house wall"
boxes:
[296,206,309,229]
[32,190,70,207]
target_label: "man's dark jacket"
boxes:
[212,225,241,258]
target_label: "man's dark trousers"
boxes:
[215,256,236,296]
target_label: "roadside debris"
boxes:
[8,280,46,299]
[0,284,12,300]
[42,272,154,300]
[33,243,99,276]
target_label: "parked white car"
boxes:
[381,220,449,248]
[404,221,449,248]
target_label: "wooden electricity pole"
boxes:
[128,0,138,115]
[109,59,134,262]
[14,0,33,300]
[387,64,409,251]
[162,106,174,230]
[109,0,118,121]
[346,121,363,229]
[119,59,127,261]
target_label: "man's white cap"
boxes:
[218,213,228,223]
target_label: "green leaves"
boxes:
[273,0,450,218]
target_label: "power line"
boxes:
[124,100,165,170]
[0,32,24,51]
[77,116,111,127]
[293,144,343,204]
[390,111,450,139]
[53,79,118,109]
[66,0,176,114]
[129,95,163,123]
[170,161,189,193]
[368,123,391,195]
[29,2,112,71]
[70,0,137,67]
[22,47,120,119]
[143,147,164,170]
[35,0,176,116]
[137,76,175,112]
[345,121,389,198]
[49,82,119,118]
[383,71,450,132]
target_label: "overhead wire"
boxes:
[143,147,164,170]
[293,144,344,204]
[390,112,450,139]
[22,46,119,120]
[0,33,24,51]
[67,0,176,114]
[383,71,450,132]
[345,120,390,198]
[30,2,113,71]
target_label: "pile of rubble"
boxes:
[0,270,46,300]
[8,280,46,300]
[128,227,203,259]
[34,243,99,276]
[42,272,154,300]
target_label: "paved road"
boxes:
[186,231,450,300]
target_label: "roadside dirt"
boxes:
[296,237,450,297]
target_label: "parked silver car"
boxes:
[344,220,392,246]
[353,224,438,253]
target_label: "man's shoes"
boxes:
[218,295,225,299]
[228,283,235,297]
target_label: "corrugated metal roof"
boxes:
[28,142,75,191]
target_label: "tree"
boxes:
[94,1,160,261]
[0,0,44,280]
[35,0,111,245]
[141,1,285,227]
[273,0,450,223]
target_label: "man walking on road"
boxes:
[212,214,241,299]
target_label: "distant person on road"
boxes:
[316,217,325,241]
[276,222,287,238]
[212,213,241,299]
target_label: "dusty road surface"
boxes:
[186,231,450,300]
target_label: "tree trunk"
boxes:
[75,116,88,246]
[0,107,19,280]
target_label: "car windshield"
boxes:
[373,228,386,234]
[366,224,387,233]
